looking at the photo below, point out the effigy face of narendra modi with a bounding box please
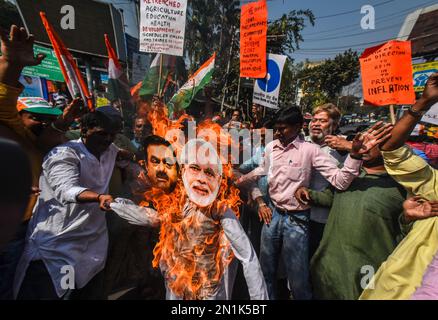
[180,139,222,208]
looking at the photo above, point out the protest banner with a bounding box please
[253,54,287,109]
[240,0,268,78]
[360,40,415,108]
[21,45,64,82]
[139,0,188,57]
[413,61,438,93]
[422,102,438,126]
[18,75,44,98]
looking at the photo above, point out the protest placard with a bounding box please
[240,0,268,78]
[422,102,438,126]
[139,0,188,57]
[360,40,415,106]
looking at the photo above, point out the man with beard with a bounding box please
[131,117,152,160]
[296,134,406,300]
[110,138,268,300]
[305,104,347,257]
[236,106,392,300]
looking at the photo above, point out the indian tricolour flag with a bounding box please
[104,34,131,102]
[40,12,93,110]
[168,53,216,116]
[140,53,176,98]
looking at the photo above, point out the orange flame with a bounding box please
[140,110,242,299]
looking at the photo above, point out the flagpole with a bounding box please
[390,104,396,125]
[158,54,164,97]
[235,76,241,109]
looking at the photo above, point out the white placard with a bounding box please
[253,53,287,109]
[139,0,188,57]
[422,102,438,126]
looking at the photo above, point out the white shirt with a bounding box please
[14,139,119,298]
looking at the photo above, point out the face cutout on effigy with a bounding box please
[180,139,222,208]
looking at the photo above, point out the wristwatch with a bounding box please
[407,105,426,117]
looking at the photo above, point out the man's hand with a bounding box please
[62,98,86,123]
[295,187,311,205]
[54,98,86,131]
[98,194,114,212]
[31,186,41,197]
[0,25,46,68]
[117,149,135,162]
[256,198,272,225]
[403,196,438,223]
[325,135,352,152]
[351,122,393,157]
[419,73,438,110]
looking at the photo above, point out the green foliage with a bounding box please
[298,50,360,112]
[183,3,315,111]
[267,10,315,59]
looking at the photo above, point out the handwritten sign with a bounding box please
[422,102,438,126]
[240,0,267,78]
[360,40,415,106]
[139,0,188,57]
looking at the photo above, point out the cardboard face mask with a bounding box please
[180,140,222,208]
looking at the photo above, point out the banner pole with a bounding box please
[158,54,163,97]
[390,104,396,124]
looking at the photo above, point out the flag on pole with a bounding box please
[168,53,215,115]
[139,53,175,98]
[104,34,131,102]
[40,12,93,110]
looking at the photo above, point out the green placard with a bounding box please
[22,45,64,82]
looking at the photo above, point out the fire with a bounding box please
[139,106,242,299]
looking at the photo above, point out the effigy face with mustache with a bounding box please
[144,135,179,194]
[180,139,222,209]
[110,133,268,300]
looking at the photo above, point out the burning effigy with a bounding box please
[110,100,268,300]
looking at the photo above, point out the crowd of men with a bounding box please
[1,25,438,301]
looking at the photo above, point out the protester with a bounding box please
[295,125,406,300]
[131,117,152,154]
[13,107,132,300]
[237,105,390,300]
[250,104,264,129]
[360,73,438,300]
[0,25,84,300]
[223,109,243,130]
[305,103,346,257]
[239,127,271,254]
[0,137,31,250]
